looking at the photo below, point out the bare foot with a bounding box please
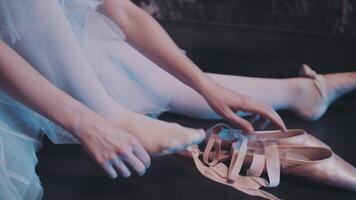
[114,112,206,155]
[292,65,356,121]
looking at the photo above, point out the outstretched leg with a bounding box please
[167,73,296,119]
[102,34,356,121]
[167,68,356,121]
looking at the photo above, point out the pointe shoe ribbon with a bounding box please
[299,64,328,104]
[187,124,282,200]
[209,124,281,188]
[226,123,356,191]
[187,145,281,200]
[186,123,356,200]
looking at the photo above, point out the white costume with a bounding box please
[0,0,176,199]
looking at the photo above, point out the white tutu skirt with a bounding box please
[0,0,176,199]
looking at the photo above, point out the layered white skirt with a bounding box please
[0,0,176,199]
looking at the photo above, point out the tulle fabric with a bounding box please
[0,0,175,142]
[0,0,176,199]
[0,93,44,200]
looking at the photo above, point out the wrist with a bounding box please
[191,72,217,97]
[58,100,133,141]
[51,95,102,140]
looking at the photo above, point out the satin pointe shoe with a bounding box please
[213,124,356,191]
[187,124,281,200]
[187,124,356,200]
[247,127,356,191]
[249,129,329,148]
[213,122,330,148]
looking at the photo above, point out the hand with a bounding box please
[200,81,287,133]
[76,117,151,179]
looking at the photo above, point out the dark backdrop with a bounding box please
[134,0,356,100]
[134,0,356,36]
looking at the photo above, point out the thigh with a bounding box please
[106,41,189,104]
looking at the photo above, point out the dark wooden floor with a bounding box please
[37,98,356,200]
[37,20,356,200]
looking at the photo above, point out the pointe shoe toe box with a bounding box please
[283,149,356,191]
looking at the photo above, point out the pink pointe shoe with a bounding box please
[186,124,356,200]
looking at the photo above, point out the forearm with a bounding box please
[0,41,103,138]
[102,0,212,93]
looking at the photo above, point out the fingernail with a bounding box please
[145,161,151,169]
[281,124,287,132]
[123,171,131,178]
[105,164,118,179]
[109,171,118,179]
[246,126,254,133]
[139,170,146,176]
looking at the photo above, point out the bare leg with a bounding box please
[101,37,356,121]
[168,71,356,121]
[99,0,354,123]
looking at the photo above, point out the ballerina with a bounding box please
[0,0,355,199]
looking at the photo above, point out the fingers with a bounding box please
[122,152,146,176]
[242,101,287,132]
[102,151,148,179]
[259,118,270,130]
[250,115,270,130]
[224,109,254,133]
[101,162,118,179]
[111,156,131,178]
[256,106,286,131]
[226,100,286,132]
[249,114,260,124]
[133,145,151,168]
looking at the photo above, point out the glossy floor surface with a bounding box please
[37,98,356,200]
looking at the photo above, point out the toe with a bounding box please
[159,140,180,153]
[187,128,206,144]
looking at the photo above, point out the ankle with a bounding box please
[104,106,136,127]
[287,78,313,109]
